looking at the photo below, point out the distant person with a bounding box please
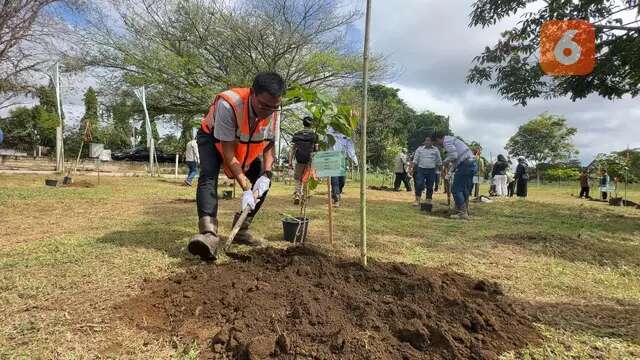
[393,148,412,192]
[183,137,200,186]
[515,157,528,198]
[579,170,590,199]
[472,147,484,198]
[600,169,610,200]
[327,127,358,208]
[506,165,516,198]
[412,136,442,206]
[289,116,318,204]
[0,128,3,145]
[431,132,477,219]
[492,154,509,197]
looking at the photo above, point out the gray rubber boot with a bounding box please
[450,205,470,220]
[232,213,265,247]
[188,216,220,261]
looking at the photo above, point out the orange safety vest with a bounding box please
[201,88,278,178]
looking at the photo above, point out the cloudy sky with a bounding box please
[354,0,640,163]
[5,0,638,164]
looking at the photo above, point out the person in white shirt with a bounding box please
[327,127,358,208]
[393,149,412,192]
[411,137,442,206]
[184,138,200,186]
[431,132,477,219]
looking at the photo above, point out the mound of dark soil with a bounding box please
[119,247,540,359]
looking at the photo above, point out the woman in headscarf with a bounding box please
[515,157,529,198]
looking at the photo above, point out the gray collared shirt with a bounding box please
[412,146,442,169]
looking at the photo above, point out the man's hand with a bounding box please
[241,190,256,211]
[253,175,271,197]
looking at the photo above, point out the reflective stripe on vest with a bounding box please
[200,88,278,178]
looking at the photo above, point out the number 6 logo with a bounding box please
[541,20,595,76]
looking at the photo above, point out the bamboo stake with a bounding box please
[359,0,372,267]
[174,153,179,179]
[328,178,334,245]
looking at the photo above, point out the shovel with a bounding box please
[214,190,260,263]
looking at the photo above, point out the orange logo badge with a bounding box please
[540,20,595,76]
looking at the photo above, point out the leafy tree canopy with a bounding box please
[468,0,640,105]
[506,112,578,182]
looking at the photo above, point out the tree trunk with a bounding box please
[536,165,541,185]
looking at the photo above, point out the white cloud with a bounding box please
[358,0,640,163]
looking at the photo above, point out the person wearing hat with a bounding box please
[515,157,529,198]
[393,148,412,192]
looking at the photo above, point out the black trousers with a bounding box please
[196,129,268,219]
[507,181,515,197]
[516,179,528,198]
[394,172,412,191]
[579,186,590,198]
[601,191,608,200]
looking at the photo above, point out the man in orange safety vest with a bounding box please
[188,72,284,261]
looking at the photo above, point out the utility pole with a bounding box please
[359,0,372,267]
[135,86,154,176]
[53,63,65,173]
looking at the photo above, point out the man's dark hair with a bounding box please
[252,72,286,97]
[302,116,313,128]
[602,169,607,174]
[430,131,447,141]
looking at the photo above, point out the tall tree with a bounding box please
[78,87,99,143]
[506,112,578,183]
[0,102,58,155]
[339,84,415,169]
[467,0,640,105]
[108,98,134,150]
[407,112,451,153]
[75,0,387,115]
[138,119,159,148]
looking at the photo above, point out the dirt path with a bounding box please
[119,246,540,359]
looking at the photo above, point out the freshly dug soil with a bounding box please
[119,247,540,359]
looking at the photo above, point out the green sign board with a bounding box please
[312,151,346,177]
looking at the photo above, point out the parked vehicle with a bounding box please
[112,147,178,163]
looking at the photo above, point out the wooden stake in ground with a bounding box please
[327,178,334,245]
[174,153,179,179]
[359,0,372,267]
[73,121,92,175]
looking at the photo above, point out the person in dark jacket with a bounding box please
[492,154,509,197]
[579,170,590,199]
[600,170,610,200]
[515,157,528,198]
